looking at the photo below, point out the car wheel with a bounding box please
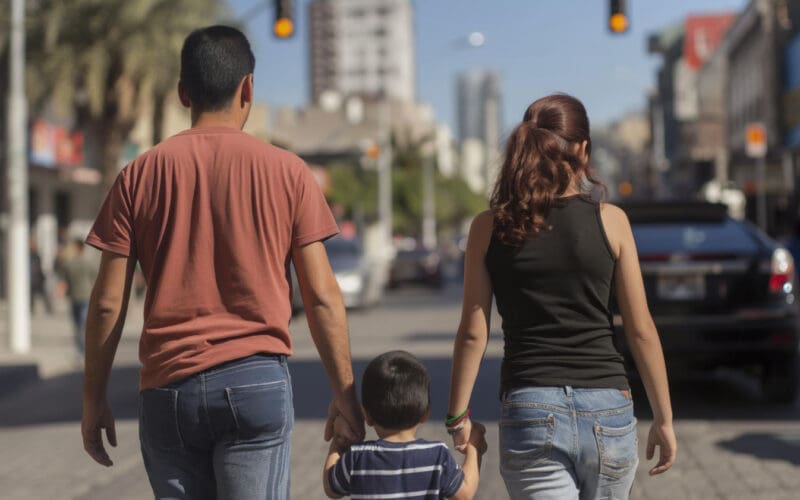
[762,354,800,404]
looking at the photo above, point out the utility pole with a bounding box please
[377,99,393,246]
[6,0,31,353]
[421,156,436,250]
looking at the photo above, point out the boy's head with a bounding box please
[361,351,430,430]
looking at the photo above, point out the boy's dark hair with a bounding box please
[361,351,430,430]
[180,25,255,113]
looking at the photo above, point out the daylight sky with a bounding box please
[228,0,748,133]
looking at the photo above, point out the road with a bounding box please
[1,285,799,499]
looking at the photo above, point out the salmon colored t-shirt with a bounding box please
[86,126,338,390]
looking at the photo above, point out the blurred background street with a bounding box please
[3,0,800,498]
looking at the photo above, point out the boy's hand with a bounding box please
[468,421,488,455]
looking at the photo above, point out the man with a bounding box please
[57,239,96,356]
[81,26,364,499]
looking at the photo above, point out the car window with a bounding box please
[632,220,759,255]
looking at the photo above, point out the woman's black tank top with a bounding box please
[485,195,628,394]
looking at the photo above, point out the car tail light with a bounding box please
[769,248,794,294]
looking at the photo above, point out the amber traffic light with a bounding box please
[609,0,629,34]
[274,0,294,39]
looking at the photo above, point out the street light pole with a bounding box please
[6,0,31,353]
[377,99,393,246]
[422,156,436,250]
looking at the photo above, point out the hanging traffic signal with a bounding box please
[609,0,629,34]
[274,0,294,39]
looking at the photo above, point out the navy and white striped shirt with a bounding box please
[328,439,464,499]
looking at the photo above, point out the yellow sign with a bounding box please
[745,122,767,158]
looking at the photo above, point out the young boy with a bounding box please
[323,350,486,499]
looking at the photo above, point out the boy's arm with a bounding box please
[323,442,346,499]
[449,444,481,500]
[449,421,487,500]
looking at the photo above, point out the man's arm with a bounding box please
[292,241,364,444]
[82,250,136,466]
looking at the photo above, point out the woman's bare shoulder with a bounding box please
[468,210,494,249]
[599,203,630,231]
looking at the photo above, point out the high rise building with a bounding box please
[309,0,415,103]
[456,69,503,194]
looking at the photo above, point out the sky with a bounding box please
[228,0,748,134]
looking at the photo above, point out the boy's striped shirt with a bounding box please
[329,439,464,499]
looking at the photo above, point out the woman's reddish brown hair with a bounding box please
[490,94,605,245]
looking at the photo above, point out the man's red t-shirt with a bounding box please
[87,126,338,390]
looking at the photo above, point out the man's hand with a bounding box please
[82,398,117,466]
[325,399,365,448]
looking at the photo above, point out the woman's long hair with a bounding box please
[490,94,605,246]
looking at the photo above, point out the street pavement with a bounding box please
[1,285,799,499]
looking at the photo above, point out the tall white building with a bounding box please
[456,69,503,194]
[309,0,415,103]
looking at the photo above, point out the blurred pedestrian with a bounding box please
[80,25,363,499]
[58,239,97,355]
[448,94,676,500]
[30,238,53,314]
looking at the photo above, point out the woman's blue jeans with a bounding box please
[139,354,294,499]
[500,386,638,500]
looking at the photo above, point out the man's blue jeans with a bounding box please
[139,354,294,499]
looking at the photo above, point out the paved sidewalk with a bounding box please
[2,289,800,499]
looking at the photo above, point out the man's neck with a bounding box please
[191,111,243,130]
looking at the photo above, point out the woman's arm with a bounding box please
[601,204,677,475]
[448,211,494,451]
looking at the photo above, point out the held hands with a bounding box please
[646,421,677,475]
[451,418,487,455]
[325,399,366,451]
[82,397,117,467]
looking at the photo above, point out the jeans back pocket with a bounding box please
[594,417,639,480]
[500,414,556,471]
[225,380,290,442]
[139,388,184,451]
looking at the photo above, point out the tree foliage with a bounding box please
[323,133,487,237]
[23,0,227,187]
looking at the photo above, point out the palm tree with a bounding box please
[25,0,228,188]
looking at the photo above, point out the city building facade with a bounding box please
[309,0,415,104]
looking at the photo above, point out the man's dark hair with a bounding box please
[362,351,430,430]
[180,25,255,113]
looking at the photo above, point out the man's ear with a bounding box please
[240,74,254,107]
[178,81,191,108]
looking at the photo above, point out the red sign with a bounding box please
[683,14,736,70]
[30,119,85,168]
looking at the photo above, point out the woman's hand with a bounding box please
[646,421,677,475]
[450,418,473,454]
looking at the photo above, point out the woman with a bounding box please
[447,94,676,499]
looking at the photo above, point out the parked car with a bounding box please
[389,247,444,289]
[615,202,799,403]
[291,236,381,312]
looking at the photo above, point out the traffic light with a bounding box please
[608,0,629,34]
[273,0,294,39]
